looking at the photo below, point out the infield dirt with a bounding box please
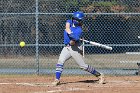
[0,75,140,93]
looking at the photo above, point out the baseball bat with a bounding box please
[80,39,112,50]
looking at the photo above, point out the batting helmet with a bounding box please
[72,11,85,20]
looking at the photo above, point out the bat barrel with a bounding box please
[80,39,112,50]
[100,45,112,50]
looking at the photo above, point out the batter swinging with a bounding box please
[52,11,105,86]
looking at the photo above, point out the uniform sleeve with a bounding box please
[68,27,82,41]
[66,20,72,25]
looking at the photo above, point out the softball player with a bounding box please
[52,11,104,86]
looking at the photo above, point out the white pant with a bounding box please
[57,45,88,70]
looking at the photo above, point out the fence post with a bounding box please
[35,0,39,75]
[82,37,85,58]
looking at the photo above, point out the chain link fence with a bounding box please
[0,0,140,75]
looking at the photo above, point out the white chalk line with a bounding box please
[0,82,53,86]
[0,83,92,93]
[108,80,139,83]
[47,88,92,93]
[33,88,92,93]
[0,80,139,86]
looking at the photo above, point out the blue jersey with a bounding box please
[64,20,82,45]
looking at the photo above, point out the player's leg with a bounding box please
[52,47,71,85]
[70,46,104,83]
[73,54,104,84]
[71,51,101,76]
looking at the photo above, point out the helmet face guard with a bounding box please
[72,17,82,21]
[72,19,80,26]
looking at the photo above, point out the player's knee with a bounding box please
[58,58,65,65]
[80,65,88,71]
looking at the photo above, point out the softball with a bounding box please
[20,41,25,47]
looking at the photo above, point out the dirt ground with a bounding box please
[0,75,140,93]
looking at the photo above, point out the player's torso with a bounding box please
[66,19,82,35]
[64,20,82,44]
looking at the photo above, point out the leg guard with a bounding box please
[55,64,63,80]
[85,65,101,77]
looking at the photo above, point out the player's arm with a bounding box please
[65,22,76,45]
[68,33,76,45]
[68,28,82,45]
[65,22,72,34]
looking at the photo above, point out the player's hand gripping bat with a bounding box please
[80,39,112,50]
